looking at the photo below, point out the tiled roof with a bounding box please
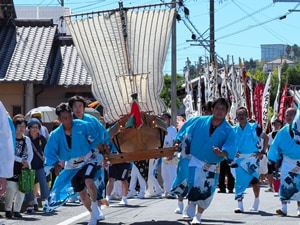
[0,21,91,86]
[43,41,91,86]
[266,58,294,64]
[0,24,56,81]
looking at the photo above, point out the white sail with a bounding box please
[65,5,175,123]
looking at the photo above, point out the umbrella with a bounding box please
[25,106,57,123]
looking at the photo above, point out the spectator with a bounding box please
[5,117,33,219]
[25,118,49,213]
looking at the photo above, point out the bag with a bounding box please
[18,169,35,193]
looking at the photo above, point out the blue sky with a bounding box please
[13,0,300,75]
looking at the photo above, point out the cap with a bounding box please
[31,111,43,118]
[27,118,41,129]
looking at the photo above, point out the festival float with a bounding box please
[65,2,178,163]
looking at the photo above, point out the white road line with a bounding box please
[56,211,90,225]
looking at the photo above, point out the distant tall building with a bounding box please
[15,6,71,35]
[260,44,287,61]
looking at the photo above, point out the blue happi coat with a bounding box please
[268,124,300,202]
[43,119,109,212]
[171,115,236,208]
[233,122,262,200]
[75,113,110,200]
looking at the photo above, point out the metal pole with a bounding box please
[210,0,215,63]
[171,1,177,126]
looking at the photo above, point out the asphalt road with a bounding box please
[1,184,300,225]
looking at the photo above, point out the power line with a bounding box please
[216,2,300,41]
[216,2,274,32]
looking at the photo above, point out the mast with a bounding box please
[171,0,177,126]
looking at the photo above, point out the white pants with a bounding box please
[146,159,163,195]
[5,181,25,212]
[161,159,177,193]
[111,180,122,198]
[129,164,146,194]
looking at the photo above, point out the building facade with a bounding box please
[261,44,287,61]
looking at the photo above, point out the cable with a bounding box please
[216,2,274,32]
[216,2,300,41]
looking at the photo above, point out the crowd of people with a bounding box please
[0,96,299,225]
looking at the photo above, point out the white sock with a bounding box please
[238,201,243,210]
[178,201,183,207]
[122,196,127,201]
[91,201,98,207]
[282,204,287,212]
[251,198,259,210]
[34,198,38,205]
[106,196,110,201]
[195,213,202,219]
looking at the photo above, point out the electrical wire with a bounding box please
[216,2,300,41]
[216,2,274,32]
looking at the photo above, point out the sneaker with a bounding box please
[13,212,22,218]
[191,213,201,224]
[276,208,287,216]
[174,201,184,214]
[127,190,137,199]
[100,198,109,206]
[137,192,145,199]
[265,187,274,192]
[88,212,103,225]
[27,206,34,213]
[119,198,128,206]
[166,193,177,199]
[234,207,244,213]
[91,202,104,220]
[34,204,39,211]
[5,211,12,218]
[297,208,300,217]
[249,198,260,211]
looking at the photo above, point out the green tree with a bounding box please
[252,69,266,82]
[292,44,300,59]
[160,74,184,108]
[286,45,291,59]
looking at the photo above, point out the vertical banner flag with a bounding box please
[262,72,272,131]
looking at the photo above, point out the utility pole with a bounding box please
[171,1,177,126]
[209,0,215,63]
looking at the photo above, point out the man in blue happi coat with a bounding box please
[68,96,109,207]
[268,104,300,217]
[171,98,237,224]
[233,107,268,213]
[44,103,109,225]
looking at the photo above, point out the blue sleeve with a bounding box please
[86,116,110,146]
[222,125,237,160]
[176,117,200,142]
[8,116,16,149]
[44,130,60,166]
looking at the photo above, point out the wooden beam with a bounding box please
[104,146,177,164]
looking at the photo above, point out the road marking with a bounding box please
[56,211,90,225]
